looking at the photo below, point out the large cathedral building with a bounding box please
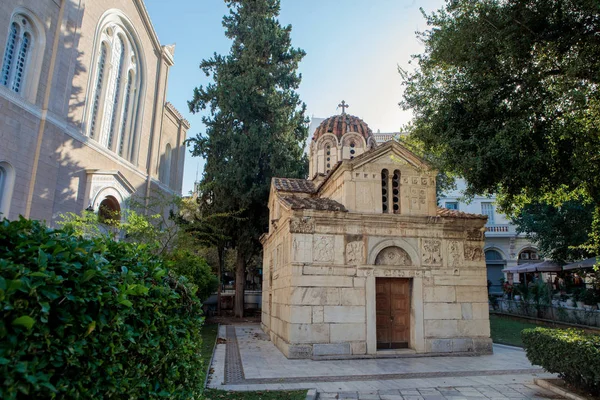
[0,0,188,222]
[261,110,493,359]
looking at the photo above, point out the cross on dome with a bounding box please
[338,100,349,115]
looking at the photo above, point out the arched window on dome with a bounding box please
[1,12,44,101]
[87,20,141,162]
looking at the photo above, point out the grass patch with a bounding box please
[199,323,220,385]
[489,314,540,347]
[199,323,306,400]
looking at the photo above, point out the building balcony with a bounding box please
[485,224,519,237]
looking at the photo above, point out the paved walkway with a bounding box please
[207,325,561,399]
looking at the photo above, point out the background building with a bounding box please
[438,180,539,293]
[0,0,188,224]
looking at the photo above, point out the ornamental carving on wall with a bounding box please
[346,241,364,264]
[464,244,484,261]
[375,246,412,266]
[448,240,463,267]
[422,239,442,266]
[466,228,484,241]
[290,217,315,234]
[313,235,334,262]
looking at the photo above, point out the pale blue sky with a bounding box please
[144,0,446,195]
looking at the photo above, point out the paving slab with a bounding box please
[207,324,560,399]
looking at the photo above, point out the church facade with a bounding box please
[0,0,188,223]
[261,112,493,359]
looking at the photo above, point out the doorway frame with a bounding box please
[365,271,425,354]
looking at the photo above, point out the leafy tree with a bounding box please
[511,199,595,263]
[57,195,220,300]
[401,0,600,253]
[188,0,308,316]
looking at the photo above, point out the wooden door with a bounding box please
[376,278,410,349]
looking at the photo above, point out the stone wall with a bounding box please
[262,208,493,359]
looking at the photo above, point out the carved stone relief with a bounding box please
[466,228,484,241]
[292,235,312,262]
[447,240,463,268]
[464,244,484,261]
[290,217,315,234]
[374,246,412,266]
[313,235,334,262]
[346,241,364,264]
[422,239,442,266]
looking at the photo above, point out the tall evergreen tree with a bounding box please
[188,0,308,317]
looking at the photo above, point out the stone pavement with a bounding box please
[207,325,561,399]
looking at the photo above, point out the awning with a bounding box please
[502,261,562,273]
[563,257,599,271]
[502,264,525,273]
[520,260,562,273]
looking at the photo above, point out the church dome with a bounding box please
[313,114,373,142]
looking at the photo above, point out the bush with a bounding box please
[164,250,218,301]
[521,327,600,395]
[0,218,205,399]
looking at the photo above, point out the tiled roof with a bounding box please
[281,196,347,212]
[437,207,487,220]
[313,114,373,142]
[273,178,316,194]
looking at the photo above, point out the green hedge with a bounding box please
[0,218,205,399]
[521,327,600,395]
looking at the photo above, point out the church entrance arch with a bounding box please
[374,246,412,350]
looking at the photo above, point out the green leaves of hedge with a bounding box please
[522,327,600,395]
[0,218,205,399]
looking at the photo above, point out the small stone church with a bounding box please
[261,109,492,359]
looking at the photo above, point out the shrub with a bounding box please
[164,250,218,301]
[0,218,205,399]
[521,327,600,395]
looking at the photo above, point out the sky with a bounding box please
[144,0,446,195]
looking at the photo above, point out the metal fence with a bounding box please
[491,299,600,328]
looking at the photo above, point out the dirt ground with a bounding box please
[205,312,261,325]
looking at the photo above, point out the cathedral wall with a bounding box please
[0,95,38,219]
[70,0,165,173]
[0,1,186,222]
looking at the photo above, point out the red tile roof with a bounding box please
[437,207,487,220]
[313,114,373,142]
[273,178,316,194]
[280,196,347,212]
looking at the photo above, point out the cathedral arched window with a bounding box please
[87,19,141,162]
[161,144,172,187]
[0,161,15,218]
[1,12,44,101]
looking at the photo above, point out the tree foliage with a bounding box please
[401,0,600,254]
[57,196,219,300]
[511,199,595,263]
[0,218,205,399]
[188,0,308,316]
